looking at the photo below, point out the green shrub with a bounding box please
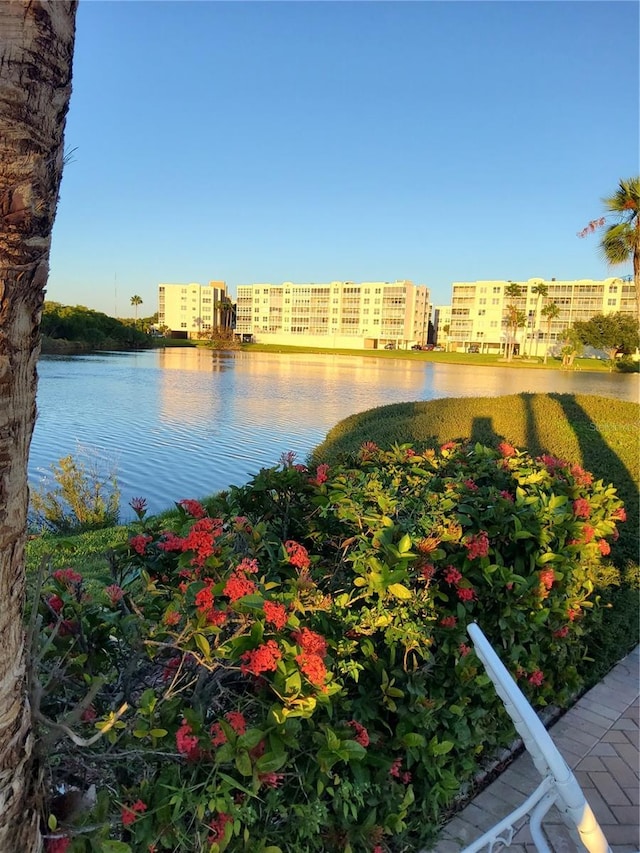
[35,445,627,852]
[30,453,120,534]
[615,356,640,373]
[311,393,639,566]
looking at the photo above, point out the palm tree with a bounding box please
[130,294,143,326]
[579,177,640,325]
[541,301,561,364]
[0,2,77,848]
[503,282,524,361]
[531,282,548,357]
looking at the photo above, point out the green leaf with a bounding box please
[388,583,412,600]
[47,814,57,831]
[397,533,412,554]
[194,632,211,658]
[256,751,288,773]
[149,728,168,738]
[100,842,132,853]
[401,732,426,747]
[235,749,253,777]
[430,739,454,756]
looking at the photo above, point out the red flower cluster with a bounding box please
[570,464,593,487]
[225,710,246,735]
[421,562,435,581]
[129,534,152,555]
[439,616,457,628]
[598,539,611,556]
[443,565,476,601]
[48,594,64,614]
[553,626,570,639]
[443,566,462,585]
[311,463,330,485]
[465,531,489,560]
[389,757,411,784]
[240,640,282,677]
[500,489,514,502]
[498,442,517,458]
[284,540,311,570]
[46,837,71,853]
[178,499,207,518]
[208,812,233,844]
[158,532,184,553]
[292,628,329,686]
[528,670,544,687]
[582,524,595,544]
[121,799,147,826]
[612,507,627,522]
[176,719,200,759]
[181,517,224,566]
[52,568,82,585]
[539,569,555,599]
[259,771,285,788]
[105,584,124,605]
[223,571,257,602]
[236,557,259,574]
[292,628,328,657]
[263,600,288,630]
[572,498,591,519]
[539,454,567,473]
[210,722,227,746]
[457,587,476,602]
[164,610,181,626]
[296,651,327,686]
[463,478,479,492]
[440,441,457,452]
[459,643,471,656]
[347,720,370,747]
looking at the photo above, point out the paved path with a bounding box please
[427,645,639,853]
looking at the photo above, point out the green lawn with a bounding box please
[241,342,616,372]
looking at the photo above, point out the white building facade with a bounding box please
[158,281,231,338]
[235,280,430,350]
[448,277,637,355]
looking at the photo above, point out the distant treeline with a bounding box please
[40,302,153,352]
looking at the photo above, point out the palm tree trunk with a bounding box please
[0,3,77,849]
[543,319,551,364]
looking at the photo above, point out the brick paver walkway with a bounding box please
[427,645,639,852]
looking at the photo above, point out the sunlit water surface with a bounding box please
[31,349,638,519]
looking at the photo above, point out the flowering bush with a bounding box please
[35,444,626,852]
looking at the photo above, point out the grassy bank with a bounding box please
[242,342,616,372]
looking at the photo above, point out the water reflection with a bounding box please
[32,349,638,519]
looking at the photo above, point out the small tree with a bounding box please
[503,283,525,361]
[541,301,561,364]
[573,312,640,364]
[559,326,583,369]
[130,294,143,326]
[441,323,450,351]
[531,282,548,357]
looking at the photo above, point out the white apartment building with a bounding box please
[158,281,232,338]
[447,277,637,355]
[234,280,430,350]
[432,305,452,347]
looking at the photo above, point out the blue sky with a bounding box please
[47,0,639,316]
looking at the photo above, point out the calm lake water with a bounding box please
[31,349,639,520]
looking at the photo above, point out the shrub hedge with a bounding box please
[35,442,629,853]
